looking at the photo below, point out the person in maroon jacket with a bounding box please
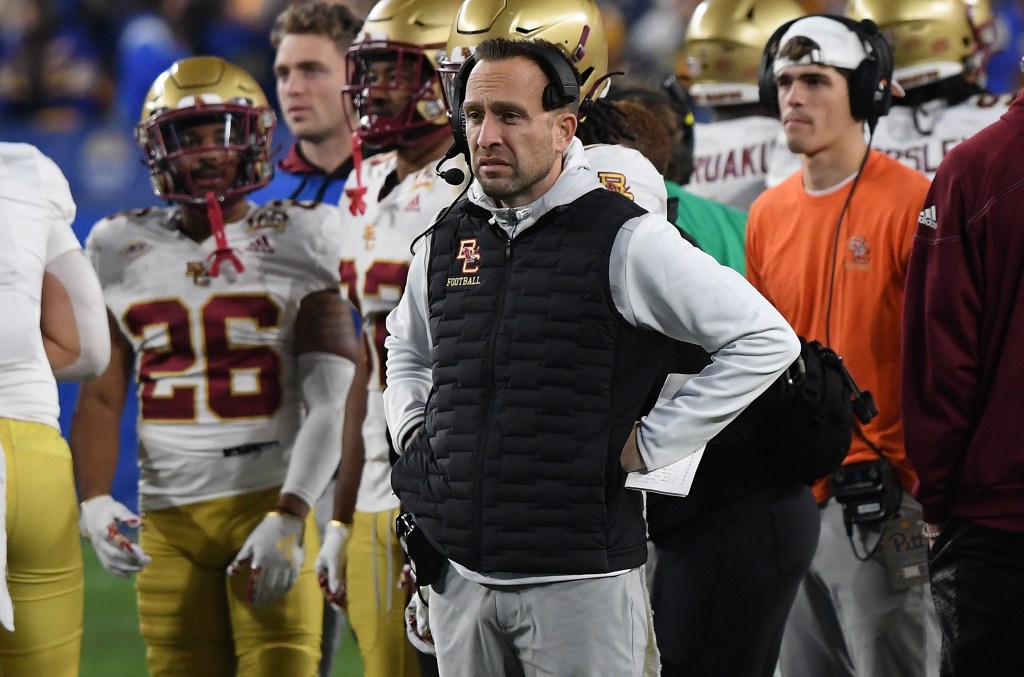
[902,91,1024,677]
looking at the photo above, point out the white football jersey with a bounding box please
[766,93,1013,186]
[0,143,81,430]
[86,200,344,509]
[340,151,468,513]
[871,94,1012,178]
[583,143,668,219]
[687,116,782,212]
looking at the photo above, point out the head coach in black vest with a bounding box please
[382,36,800,677]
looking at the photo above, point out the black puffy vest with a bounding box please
[392,188,668,575]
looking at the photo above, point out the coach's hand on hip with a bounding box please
[620,423,647,473]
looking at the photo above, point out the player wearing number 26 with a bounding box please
[70,56,361,677]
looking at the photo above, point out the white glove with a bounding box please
[227,512,305,608]
[78,494,151,578]
[314,520,350,609]
[405,585,435,655]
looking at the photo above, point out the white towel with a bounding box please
[641,563,660,677]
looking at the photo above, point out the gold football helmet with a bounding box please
[845,0,979,89]
[439,0,610,106]
[346,0,463,147]
[135,56,276,203]
[683,0,805,107]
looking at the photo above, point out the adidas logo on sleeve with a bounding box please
[918,205,937,229]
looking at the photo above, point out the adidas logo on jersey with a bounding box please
[404,195,421,212]
[245,234,275,254]
[918,205,938,229]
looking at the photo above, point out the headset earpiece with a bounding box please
[843,18,893,123]
[448,52,477,159]
[533,42,580,111]
[757,14,894,127]
[758,21,792,116]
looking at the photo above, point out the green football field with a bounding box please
[80,542,364,676]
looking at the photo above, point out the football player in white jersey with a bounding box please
[682,0,806,211]
[0,142,110,677]
[310,2,466,675]
[70,56,361,677]
[767,0,1008,185]
[438,0,670,219]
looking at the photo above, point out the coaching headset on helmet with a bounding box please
[758,14,900,131]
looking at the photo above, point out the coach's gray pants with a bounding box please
[429,564,647,677]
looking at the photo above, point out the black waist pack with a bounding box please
[772,338,878,484]
[395,511,446,586]
[831,458,902,525]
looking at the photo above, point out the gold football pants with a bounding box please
[138,487,322,676]
[347,507,418,677]
[0,418,83,677]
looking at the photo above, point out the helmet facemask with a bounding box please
[136,101,276,205]
[345,39,449,148]
[135,56,274,280]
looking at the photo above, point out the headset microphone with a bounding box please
[440,166,465,186]
[412,143,474,256]
[434,141,468,186]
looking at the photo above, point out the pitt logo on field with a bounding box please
[457,238,481,274]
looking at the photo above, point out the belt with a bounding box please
[221,441,275,458]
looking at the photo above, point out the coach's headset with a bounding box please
[436,40,580,185]
[757,14,894,131]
